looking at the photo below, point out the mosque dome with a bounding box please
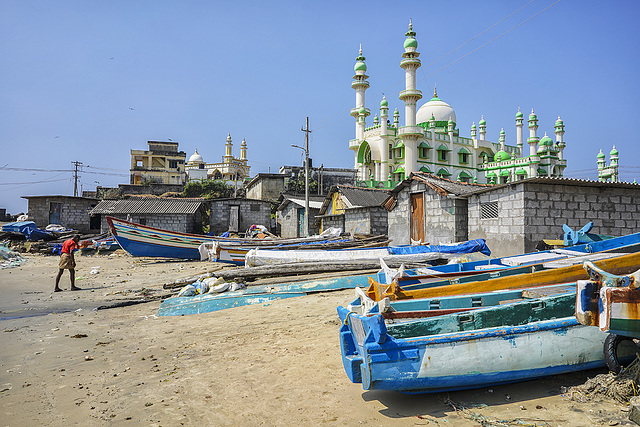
[380,97,388,107]
[416,94,456,125]
[404,37,418,49]
[597,150,606,159]
[494,150,510,162]
[539,135,553,147]
[354,61,367,73]
[188,150,204,163]
[516,109,524,119]
[479,117,486,126]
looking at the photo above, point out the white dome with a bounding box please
[416,96,456,125]
[188,150,204,163]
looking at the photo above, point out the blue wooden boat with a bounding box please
[337,292,631,393]
[158,272,374,316]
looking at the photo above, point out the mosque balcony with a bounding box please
[351,80,370,89]
[349,139,361,150]
[350,107,371,118]
[400,58,422,68]
[397,125,424,138]
[398,89,423,102]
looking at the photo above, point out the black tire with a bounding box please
[604,333,636,374]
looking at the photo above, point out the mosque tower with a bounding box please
[224,133,233,164]
[379,97,389,181]
[240,138,247,161]
[527,109,540,177]
[397,19,423,176]
[515,108,524,156]
[554,116,566,161]
[350,45,370,172]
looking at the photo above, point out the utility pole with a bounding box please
[301,117,311,237]
[293,118,312,237]
[72,161,83,197]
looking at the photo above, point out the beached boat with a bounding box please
[366,251,640,302]
[378,230,640,287]
[337,292,631,393]
[158,272,374,316]
[107,216,346,261]
[244,239,491,267]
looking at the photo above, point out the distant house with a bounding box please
[209,198,272,236]
[276,195,325,238]
[130,141,187,185]
[245,173,287,202]
[22,195,100,233]
[316,185,390,236]
[89,197,207,234]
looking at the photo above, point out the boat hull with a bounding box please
[338,307,609,393]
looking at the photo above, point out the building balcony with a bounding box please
[349,139,361,150]
[398,89,423,102]
[350,107,371,118]
[397,125,424,138]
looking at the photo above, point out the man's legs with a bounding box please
[54,269,64,292]
[70,269,80,291]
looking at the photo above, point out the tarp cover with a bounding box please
[388,239,491,257]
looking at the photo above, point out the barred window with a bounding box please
[480,201,498,219]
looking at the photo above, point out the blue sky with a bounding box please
[1,0,639,214]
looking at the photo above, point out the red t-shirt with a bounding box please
[61,239,79,254]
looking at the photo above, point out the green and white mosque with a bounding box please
[350,20,567,187]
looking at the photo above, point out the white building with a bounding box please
[185,133,250,184]
[350,20,567,187]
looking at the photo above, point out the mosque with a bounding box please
[185,133,250,183]
[350,20,567,187]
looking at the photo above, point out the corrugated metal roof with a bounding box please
[339,186,391,208]
[391,172,491,197]
[90,198,205,215]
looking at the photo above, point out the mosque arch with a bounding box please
[357,141,372,164]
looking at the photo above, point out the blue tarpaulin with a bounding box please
[388,239,491,257]
[2,221,37,233]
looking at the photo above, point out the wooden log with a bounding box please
[212,260,432,282]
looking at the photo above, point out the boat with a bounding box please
[337,292,633,393]
[377,230,640,287]
[106,216,349,261]
[158,271,375,316]
[366,251,640,302]
[244,239,492,267]
[201,235,389,265]
[348,282,576,318]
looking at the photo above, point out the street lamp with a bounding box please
[291,117,311,237]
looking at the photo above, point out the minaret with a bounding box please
[499,128,506,151]
[471,122,477,148]
[597,150,606,181]
[527,108,539,156]
[351,45,370,144]
[610,146,619,182]
[554,116,565,161]
[398,19,423,176]
[379,96,389,181]
[516,108,524,156]
[447,117,455,143]
[393,108,400,128]
[224,133,233,163]
[478,116,486,141]
[240,138,247,162]
[430,114,436,146]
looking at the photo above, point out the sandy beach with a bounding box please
[0,251,635,426]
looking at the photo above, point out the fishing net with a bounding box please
[568,354,640,404]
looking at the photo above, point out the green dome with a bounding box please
[354,61,367,73]
[494,150,510,162]
[447,117,454,124]
[479,118,486,126]
[358,107,366,114]
[597,150,606,159]
[516,109,524,118]
[404,37,418,49]
[380,97,388,107]
[539,135,553,146]
[555,117,563,125]
[529,112,537,121]
[610,147,619,156]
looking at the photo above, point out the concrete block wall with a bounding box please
[27,197,97,233]
[279,204,300,238]
[422,191,468,244]
[468,186,526,257]
[321,215,345,235]
[209,200,272,236]
[100,214,198,234]
[344,207,388,236]
[387,186,411,245]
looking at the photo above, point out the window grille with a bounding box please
[480,201,498,219]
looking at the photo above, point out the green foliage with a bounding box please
[183,179,235,199]
[286,172,320,194]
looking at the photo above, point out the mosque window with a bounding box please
[389,144,394,160]
[438,150,448,162]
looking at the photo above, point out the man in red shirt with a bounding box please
[54,235,81,292]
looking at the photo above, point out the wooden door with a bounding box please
[229,206,239,232]
[410,193,424,244]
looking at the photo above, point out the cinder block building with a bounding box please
[22,195,100,233]
[209,198,272,236]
